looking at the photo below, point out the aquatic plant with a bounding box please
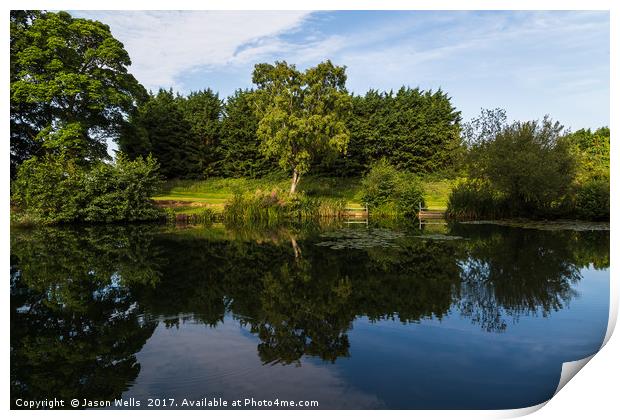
[222,189,346,225]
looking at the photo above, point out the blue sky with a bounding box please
[76,10,610,130]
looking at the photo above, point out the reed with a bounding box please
[222,189,347,225]
[446,180,510,220]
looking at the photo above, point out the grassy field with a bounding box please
[153,176,454,214]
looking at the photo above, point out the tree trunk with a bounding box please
[290,168,300,194]
[290,235,301,260]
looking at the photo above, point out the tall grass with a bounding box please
[446,180,510,220]
[447,178,610,221]
[164,207,218,225]
[222,189,346,226]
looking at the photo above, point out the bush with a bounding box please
[360,159,399,207]
[575,179,609,221]
[466,117,576,217]
[360,159,425,217]
[12,154,163,224]
[11,156,84,224]
[396,174,426,217]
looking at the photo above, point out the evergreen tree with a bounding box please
[319,87,461,176]
[119,89,202,179]
[387,87,461,172]
[219,89,276,178]
[176,89,222,175]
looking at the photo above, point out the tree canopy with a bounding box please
[219,89,276,178]
[252,60,352,193]
[462,117,577,216]
[119,89,205,178]
[10,10,146,173]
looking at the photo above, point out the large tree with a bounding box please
[119,89,203,179]
[386,87,461,172]
[317,87,461,176]
[176,89,223,175]
[252,60,352,193]
[10,11,146,174]
[219,89,275,178]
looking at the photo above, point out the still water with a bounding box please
[10,222,609,409]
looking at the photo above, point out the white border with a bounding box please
[2,1,617,419]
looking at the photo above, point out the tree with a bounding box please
[252,61,352,193]
[564,127,610,182]
[176,89,223,175]
[10,11,146,173]
[316,89,388,176]
[119,89,203,178]
[467,117,576,215]
[319,87,461,176]
[219,89,276,177]
[461,108,508,147]
[387,87,461,172]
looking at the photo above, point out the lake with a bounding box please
[10,221,609,409]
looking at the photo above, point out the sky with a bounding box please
[75,10,610,130]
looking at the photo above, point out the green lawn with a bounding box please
[153,176,454,212]
[423,179,457,210]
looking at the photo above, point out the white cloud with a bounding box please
[76,10,313,90]
[75,10,608,128]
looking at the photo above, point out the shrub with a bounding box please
[11,155,84,224]
[360,159,399,207]
[575,178,609,221]
[360,159,425,217]
[12,154,163,224]
[395,174,426,217]
[81,154,163,222]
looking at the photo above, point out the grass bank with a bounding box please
[153,176,455,216]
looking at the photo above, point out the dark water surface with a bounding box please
[10,222,609,409]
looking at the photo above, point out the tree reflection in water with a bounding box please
[10,222,609,404]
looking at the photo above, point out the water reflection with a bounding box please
[10,222,609,408]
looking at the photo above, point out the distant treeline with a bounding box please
[118,87,461,179]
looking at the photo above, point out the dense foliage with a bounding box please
[360,159,425,217]
[565,127,610,181]
[317,88,461,176]
[468,117,576,215]
[12,154,162,224]
[252,60,352,193]
[10,10,146,175]
[9,10,610,224]
[119,89,210,178]
[218,90,276,177]
[449,110,609,221]
[575,179,610,221]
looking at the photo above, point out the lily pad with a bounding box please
[315,228,405,249]
[413,234,465,241]
[460,220,609,231]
